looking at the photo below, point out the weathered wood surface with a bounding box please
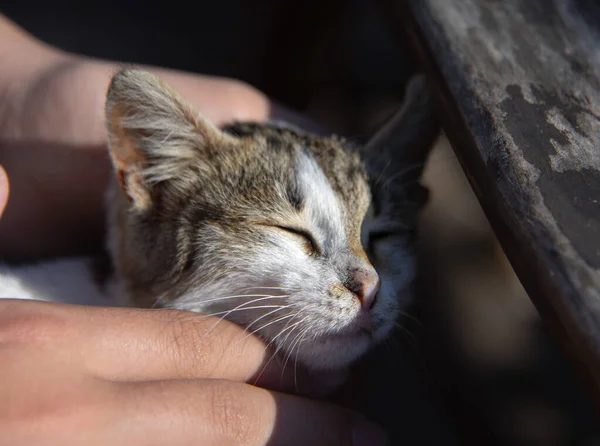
[387,0,600,394]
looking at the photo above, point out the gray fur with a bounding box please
[105,69,438,370]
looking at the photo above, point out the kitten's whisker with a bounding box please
[207,295,287,312]
[271,311,303,351]
[235,312,294,350]
[281,324,306,373]
[209,310,297,373]
[279,315,312,381]
[256,310,301,366]
[397,310,422,327]
[230,308,297,350]
[151,294,167,309]
[235,284,300,293]
[242,312,296,342]
[204,295,288,335]
[382,178,422,194]
[240,286,297,292]
[205,305,288,319]
[197,293,289,306]
[249,314,306,386]
[293,331,309,392]
[170,304,288,329]
[380,164,424,190]
[373,158,392,188]
[273,323,303,384]
[174,300,289,324]
[168,294,288,314]
[244,305,294,331]
[281,327,305,384]
[393,321,416,342]
[270,317,305,344]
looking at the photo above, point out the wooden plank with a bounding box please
[382,0,600,399]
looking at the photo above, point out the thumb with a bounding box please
[0,165,9,220]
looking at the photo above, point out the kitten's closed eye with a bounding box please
[369,230,399,243]
[272,225,321,256]
[366,227,417,255]
[369,228,416,242]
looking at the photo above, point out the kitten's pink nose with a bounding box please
[348,269,380,311]
[359,277,381,311]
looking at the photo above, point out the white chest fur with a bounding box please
[0,258,125,306]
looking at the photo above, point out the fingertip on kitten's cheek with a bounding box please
[0,165,10,219]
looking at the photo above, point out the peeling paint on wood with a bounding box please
[393,0,600,394]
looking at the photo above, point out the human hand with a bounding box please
[0,14,272,261]
[0,159,381,445]
[0,299,388,446]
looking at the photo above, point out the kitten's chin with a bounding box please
[291,318,397,370]
[293,332,372,371]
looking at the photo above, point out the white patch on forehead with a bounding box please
[295,153,346,248]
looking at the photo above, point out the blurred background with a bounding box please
[3,0,599,444]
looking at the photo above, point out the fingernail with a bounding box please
[353,419,389,446]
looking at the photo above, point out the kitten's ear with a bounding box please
[364,74,441,208]
[105,69,234,209]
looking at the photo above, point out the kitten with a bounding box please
[0,70,439,371]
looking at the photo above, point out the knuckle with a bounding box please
[0,303,67,348]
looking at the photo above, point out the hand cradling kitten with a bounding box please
[0,69,439,392]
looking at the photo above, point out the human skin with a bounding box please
[0,299,387,445]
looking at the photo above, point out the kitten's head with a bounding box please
[105,70,438,370]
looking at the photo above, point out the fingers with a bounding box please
[1,301,389,446]
[107,379,388,446]
[0,165,9,220]
[138,67,271,126]
[80,306,295,390]
[82,61,270,129]
[0,300,299,392]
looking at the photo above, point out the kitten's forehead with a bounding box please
[299,140,371,252]
[264,127,371,246]
[219,123,371,232]
[295,153,346,249]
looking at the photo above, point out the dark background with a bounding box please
[3,1,599,444]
